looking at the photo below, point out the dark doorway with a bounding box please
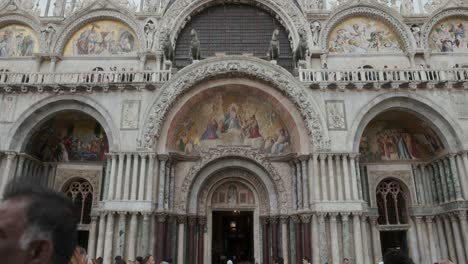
[380,231,408,256]
[77,230,89,249]
[212,210,254,264]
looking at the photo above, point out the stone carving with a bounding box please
[40,25,56,52]
[53,0,65,16]
[308,0,324,10]
[161,32,174,63]
[367,168,414,207]
[0,94,17,123]
[320,7,412,51]
[54,164,102,206]
[141,57,326,150]
[310,21,321,47]
[268,29,280,61]
[178,146,288,214]
[411,24,421,48]
[400,0,414,15]
[325,100,347,130]
[17,0,36,13]
[144,20,156,51]
[227,184,238,204]
[190,29,201,61]
[121,100,140,129]
[293,29,309,67]
[424,0,444,14]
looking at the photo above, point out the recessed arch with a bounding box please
[0,14,41,56]
[348,93,463,154]
[6,95,120,153]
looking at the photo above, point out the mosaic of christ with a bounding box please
[171,90,293,155]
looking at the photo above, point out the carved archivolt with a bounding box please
[320,5,414,51]
[178,147,288,215]
[158,0,310,49]
[53,8,145,55]
[421,8,468,50]
[141,56,327,151]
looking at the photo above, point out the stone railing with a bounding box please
[0,70,172,91]
[299,68,468,89]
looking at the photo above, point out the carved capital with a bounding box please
[457,211,467,220]
[424,216,434,223]
[156,213,167,223]
[188,216,198,226]
[198,216,207,226]
[260,216,270,225]
[290,215,301,224]
[177,215,187,224]
[300,214,311,223]
[279,215,289,224]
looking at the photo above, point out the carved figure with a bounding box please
[40,25,56,52]
[310,21,321,46]
[411,24,421,48]
[144,20,156,51]
[268,29,280,61]
[293,30,309,67]
[53,0,64,16]
[162,32,174,62]
[190,29,201,61]
[400,0,414,15]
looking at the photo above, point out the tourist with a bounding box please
[135,256,143,264]
[115,256,126,264]
[0,179,78,264]
[342,258,350,264]
[383,248,414,264]
[69,246,88,264]
[142,254,156,264]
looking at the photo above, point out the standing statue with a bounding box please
[190,29,201,61]
[310,21,321,46]
[40,25,56,52]
[293,30,309,67]
[53,0,64,16]
[162,32,174,63]
[411,24,421,48]
[268,29,280,61]
[144,20,156,51]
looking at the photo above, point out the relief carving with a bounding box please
[325,100,347,130]
[121,100,141,130]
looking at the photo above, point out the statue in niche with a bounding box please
[162,32,174,63]
[53,0,64,16]
[144,20,156,51]
[310,21,321,46]
[40,25,56,52]
[227,185,237,204]
[268,29,280,61]
[411,24,421,48]
[190,29,201,61]
[293,29,309,67]
[400,0,414,15]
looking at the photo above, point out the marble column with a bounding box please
[187,216,197,264]
[301,214,311,262]
[127,213,138,261]
[138,153,147,200]
[169,161,176,208]
[449,154,463,200]
[431,163,443,203]
[311,214,319,264]
[438,160,450,202]
[301,157,309,209]
[414,216,428,263]
[442,215,457,261]
[15,155,25,179]
[0,152,16,194]
[457,211,468,263]
[270,217,279,261]
[349,154,359,200]
[335,155,343,200]
[407,218,420,263]
[328,154,336,200]
[292,215,303,263]
[369,216,382,263]
[146,154,156,201]
[413,165,424,205]
[342,154,351,200]
[107,154,117,200]
[307,155,314,207]
[261,217,270,264]
[198,217,206,264]
[164,162,171,210]
[342,213,351,262]
[296,159,303,209]
[142,213,151,256]
[87,215,98,259]
[117,212,126,256]
[455,154,468,199]
[155,214,167,264]
[318,213,328,264]
[96,212,106,259]
[115,154,125,200]
[319,155,328,201]
[435,216,448,259]
[157,156,168,210]
[123,154,132,200]
[292,162,298,209]
[449,213,466,263]
[355,156,363,200]
[425,216,438,262]
[280,216,289,264]
[353,213,363,264]
[177,216,186,264]
[103,212,115,264]
[360,216,370,264]
[330,213,340,264]
[131,154,139,200]
[312,154,320,202]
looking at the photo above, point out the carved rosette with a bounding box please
[320,6,413,51]
[141,56,326,150]
[177,147,288,215]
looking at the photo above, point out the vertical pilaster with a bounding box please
[131,154,139,200]
[353,213,363,264]
[350,154,359,200]
[117,212,126,257]
[312,154,320,202]
[115,154,125,200]
[413,165,424,205]
[301,214,311,262]
[442,215,457,261]
[187,216,197,264]
[292,215,302,263]
[123,154,132,200]
[311,214,319,264]
[335,155,343,200]
[328,154,336,200]
[0,152,16,194]
[157,156,168,210]
[164,161,171,210]
[342,213,351,262]
[169,161,176,208]
[414,216,428,263]
[138,153,147,200]
[425,216,438,262]
[87,214,98,259]
[319,154,328,200]
[355,156,363,200]
[296,159,303,209]
[107,154,117,200]
[342,154,351,200]
[369,216,382,263]
[318,213,327,264]
[435,215,448,259]
[177,216,186,264]
[329,213,340,264]
[103,212,115,264]
[141,213,151,256]
[127,213,138,261]
[271,217,279,261]
[96,212,106,259]
[360,216,370,264]
[280,216,289,264]
[301,157,309,209]
[457,211,468,263]
[442,159,453,201]
[449,213,466,263]
[198,217,206,264]
[261,217,270,264]
[155,213,167,264]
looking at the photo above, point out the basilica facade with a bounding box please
[0,0,468,263]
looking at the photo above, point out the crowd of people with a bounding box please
[68,247,158,264]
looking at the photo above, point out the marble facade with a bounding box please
[0,0,468,263]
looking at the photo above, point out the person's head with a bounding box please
[0,179,78,264]
[343,258,350,264]
[143,255,155,264]
[383,249,414,264]
[136,256,143,264]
